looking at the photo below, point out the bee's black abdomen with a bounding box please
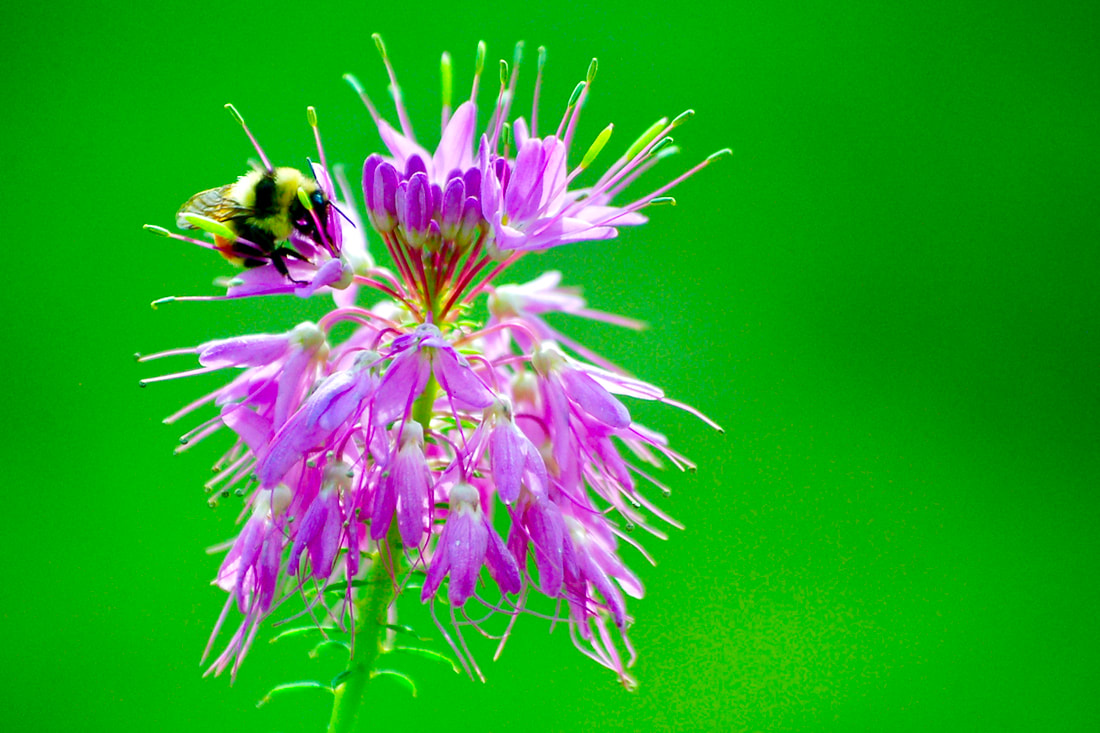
[252,173,278,219]
[235,223,276,253]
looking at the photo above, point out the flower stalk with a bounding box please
[328,374,437,732]
[326,523,402,733]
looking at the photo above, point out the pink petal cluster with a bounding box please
[141,39,724,687]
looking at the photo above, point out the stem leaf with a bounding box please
[392,645,462,674]
[370,668,418,697]
[257,680,333,708]
[269,625,337,643]
[310,639,352,658]
[383,623,430,640]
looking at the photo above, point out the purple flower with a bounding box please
[528,341,633,486]
[203,485,291,677]
[370,420,433,547]
[375,323,493,425]
[349,46,729,264]
[561,515,643,633]
[288,461,351,579]
[421,482,521,606]
[487,396,548,504]
[507,487,568,596]
[141,39,725,689]
[256,350,378,486]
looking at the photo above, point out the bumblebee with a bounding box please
[177,166,329,281]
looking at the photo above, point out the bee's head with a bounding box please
[288,178,325,220]
[287,177,332,250]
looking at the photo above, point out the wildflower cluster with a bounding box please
[142,37,725,691]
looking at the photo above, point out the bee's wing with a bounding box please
[176,184,251,229]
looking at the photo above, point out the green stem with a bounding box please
[412,375,439,429]
[326,523,400,733]
[326,378,439,733]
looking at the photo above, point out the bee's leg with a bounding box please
[274,246,311,263]
[270,251,308,285]
[230,242,269,262]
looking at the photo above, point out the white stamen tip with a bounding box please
[372,33,388,59]
[224,103,245,126]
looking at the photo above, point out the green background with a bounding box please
[2,1,1096,730]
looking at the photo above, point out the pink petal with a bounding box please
[370,476,397,541]
[394,449,431,546]
[198,334,288,368]
[226,266,298,298]
[494,222,529,250]
[273,347,316,429]
[219,404,272,455]
[524,218,618,250]
[489,423,524,503]
[591,540,644,600]
[523,440,549,495]
[433,100,476,175]
[505,138,546,222]
[309,497,343,578]
[256,418,320,487]
[231,519,265,612]
[433,349,493,408]
[582,551,627,629]
[506,522,529,572]
[377,119,433,174]
[512,117,530,149]
[294,258,348,298]
[375,350,431,424]
[446,512,488,606]
[257,528,284,613]
[315,369,373,431]
[576,205,648,226]
[525,496,566,595]
[542,377,575,483]
[483,518,521,595]
[538,137,568,212]
[288,497,327,575]
[560,369,631,428]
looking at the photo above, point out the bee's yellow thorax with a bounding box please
[230,167,311,241]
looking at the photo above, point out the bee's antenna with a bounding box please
[332,202,355,227]
[225,104,273,173]
[305,156,354,228]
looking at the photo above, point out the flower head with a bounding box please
[141,37,725,688]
